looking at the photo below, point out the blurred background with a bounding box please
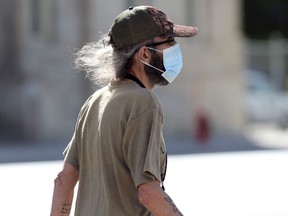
[1,1,288,215]
[0,0,288,153]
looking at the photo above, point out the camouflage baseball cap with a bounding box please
[109,6,198,51]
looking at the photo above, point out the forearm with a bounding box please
[163,195,183,216]
[50,162,79,216]
[50,185,74,216]
[145,190,183,216]
[138,181,183,216]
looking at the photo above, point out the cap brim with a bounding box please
[173,25,198,37]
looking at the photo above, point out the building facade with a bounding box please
[0,0,245,143]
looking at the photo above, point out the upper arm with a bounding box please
[62,162,79,178]
[55,162,79,188]
[137,180,162,203]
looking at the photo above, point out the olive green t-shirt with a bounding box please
[64,79,167,216]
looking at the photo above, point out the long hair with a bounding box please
[74,34,152,87]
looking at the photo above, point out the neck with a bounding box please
[124,73,145,88]
[130,66,154,90]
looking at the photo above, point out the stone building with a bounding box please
[1,0,246,143]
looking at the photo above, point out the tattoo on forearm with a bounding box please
[61,203,71,215]
[164,197,184,216]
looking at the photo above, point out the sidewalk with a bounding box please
[0,141,67,163]
[1,126,286,163]
[165,123,288,155]
[165,133,275,155]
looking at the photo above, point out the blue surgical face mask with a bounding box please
[141,44,183,83]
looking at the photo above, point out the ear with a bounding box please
[137,46,152,64]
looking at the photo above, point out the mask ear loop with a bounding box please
[146,46,163,53]
[140,46,165,73]
[140,59,165,73]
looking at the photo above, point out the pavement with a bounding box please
[0,135,265,163]
[166,123,288,154]
[0,123,287,163]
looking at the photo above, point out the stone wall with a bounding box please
[0,0,245,142]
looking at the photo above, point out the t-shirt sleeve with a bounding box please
[63,132,79,170]
[62,96,92,170]
[122,107,166,188]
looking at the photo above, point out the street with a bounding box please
[0,149,287,216]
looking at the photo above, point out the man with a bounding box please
[50,5,198,216]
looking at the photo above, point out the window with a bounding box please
[31,0,41,34]
[126,0,153,8]
[186,0,195,25]
[31,0,58,42]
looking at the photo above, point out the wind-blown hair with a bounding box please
[74,34,152,87]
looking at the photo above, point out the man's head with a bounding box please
[108,6,198,88]
[74,6,198,88]
[109,6,198,51]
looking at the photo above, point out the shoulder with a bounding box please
[128,87,162,114]
[111,80,162,109]
[76,86,109,119]
[125,82,161,107]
